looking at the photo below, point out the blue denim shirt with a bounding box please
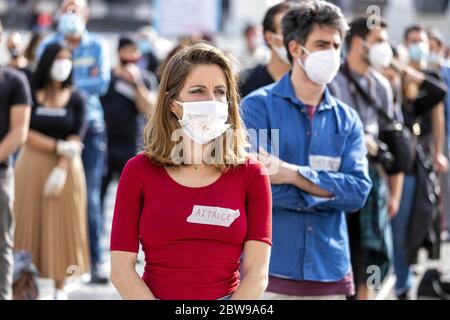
[441,64,450,149]
[241,73,372,282]
[38,31,111,122]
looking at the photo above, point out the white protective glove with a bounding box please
[56,140,84,160]
[43,167,68,197]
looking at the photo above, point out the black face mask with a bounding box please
[8,47,22,59]
[120,58,139,66]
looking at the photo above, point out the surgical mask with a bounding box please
[271,33,290,65]
[138,40,152,54]
[58,12,85,37]
[50,59,73,82]
[368,42,393,69]
[297,46,341,85]
[272,44,290,65]
[408,42,429,63]
[428,52,443,65]
[174,100,230,145]
[120,58,139,65]
[8,47,22,59]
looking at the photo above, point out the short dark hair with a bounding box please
[282,0,349,62]
[118,33,139,51]
[262,1,295,34]
[345,16,388,50]
[403,25,425,42]
[32,42,73,90]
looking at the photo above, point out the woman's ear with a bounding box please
[170,100,182,119]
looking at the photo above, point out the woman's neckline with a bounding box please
[161,165,227,190]
[35,89,72,109]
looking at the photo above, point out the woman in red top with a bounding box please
[110,42,272,300]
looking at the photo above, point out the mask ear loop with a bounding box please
[297,45,310,72]
[171,98,186,125]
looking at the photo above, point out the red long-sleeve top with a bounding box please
[110,154,272,300]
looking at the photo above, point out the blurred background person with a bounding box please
[239,1,294,98]
[14,42,90,300]
[37,0,111,284]
[0,19,32,300]
[100,34,157,213]
[427,28,450,242]
[383,25,448,300]
[6,31,32,85]
[24,31,46,71]
[238,23,270,71]
[28,1,53,34]
[403,25,448,174]
[330,17,401,300]
[136,27,160,75]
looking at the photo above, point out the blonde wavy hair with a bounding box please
[143,42,248,169]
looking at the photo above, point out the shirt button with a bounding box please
[307,131,311,136]
[307,227,313,232]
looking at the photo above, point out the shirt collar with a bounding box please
[272,72,338,111]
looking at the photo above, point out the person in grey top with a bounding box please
[330,17,403,300]
[0,20,32,300]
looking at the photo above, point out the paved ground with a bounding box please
[34,181,450,300]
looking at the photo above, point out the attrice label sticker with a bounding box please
[187,205,240,227]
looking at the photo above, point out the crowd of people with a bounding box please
[1,0,450,301]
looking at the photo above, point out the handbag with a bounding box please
[417,269,450,300]
[12,251,39,300]
[341,63,416,174]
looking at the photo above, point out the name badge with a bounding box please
[187,205,240,227]
[309,155,341,172]
[35,107,67,117]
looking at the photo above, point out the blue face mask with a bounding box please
[138,40,152,54]
[58,12,85,37]
[409,42,429,63]
[428,52,443,65]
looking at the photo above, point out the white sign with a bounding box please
[187,205,240,227]
[154,0,221,37]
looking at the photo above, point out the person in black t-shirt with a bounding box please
[0,20,32,300]
[239,2,294,98]
[6,31,33,86]
[13,42,90,300]
[100,34,157,208]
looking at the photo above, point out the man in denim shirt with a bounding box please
[242,1,372,299]
[38,0,110,283]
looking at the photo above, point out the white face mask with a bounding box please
[368,41,393,69]
[174,100,230,145]
[51,58,73,82]
[271,33,291,65]
[272,44,291,65]
[297,46,341,85]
